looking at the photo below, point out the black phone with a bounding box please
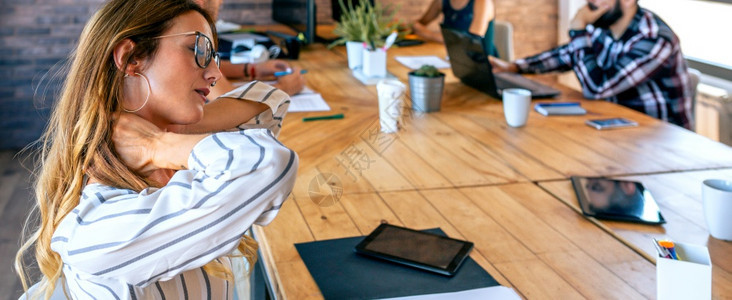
[571,176,665,224]
[354,223,474,276]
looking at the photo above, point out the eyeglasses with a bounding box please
[154,31,220,69]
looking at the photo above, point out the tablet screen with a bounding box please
[355,224,473,276]
[571,176,665,224]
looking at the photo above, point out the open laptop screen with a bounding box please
[440,25,560,99]
[441,25,502,98]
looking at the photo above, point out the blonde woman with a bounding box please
[15,0,298,298]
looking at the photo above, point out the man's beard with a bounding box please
[589,0,623,29]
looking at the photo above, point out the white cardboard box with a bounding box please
[656,242,711,300]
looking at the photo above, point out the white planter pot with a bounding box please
[346,41,363,70]
[362,48,387,78]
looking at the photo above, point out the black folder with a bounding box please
[294,228,500,299]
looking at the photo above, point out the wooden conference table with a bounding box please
[251,41,732,299]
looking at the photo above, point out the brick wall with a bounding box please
[0,0,556,149]
[0,0,104,149]
[315,0,558,58]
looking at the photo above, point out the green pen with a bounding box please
[302,113,344,122]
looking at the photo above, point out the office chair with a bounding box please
[493,20,514,61]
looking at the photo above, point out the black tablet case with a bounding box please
[294,228,500,299]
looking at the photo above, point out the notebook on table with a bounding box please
[440,25,560,99]
[294,228,501,299]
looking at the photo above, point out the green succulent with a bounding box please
[329,0,400,49]
[412,65,442,77]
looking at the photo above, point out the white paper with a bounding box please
[395,56,451,70]
[288,86,331,112]
[229,82,330,112]
[378,286,521,300]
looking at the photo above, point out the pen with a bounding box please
[659,240,679,260]
[652,238,672,259]
[303,113,344,122]
[273,69,308,77]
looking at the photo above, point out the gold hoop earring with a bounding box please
[123,72,151,113]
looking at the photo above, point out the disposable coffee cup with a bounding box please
[702,179,732,240]
[502,88,532,127]
[376,79,406,133]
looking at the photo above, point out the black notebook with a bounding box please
[294,228,500,299]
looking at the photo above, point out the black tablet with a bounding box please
[354,223,474,276]
[571,176,665,224]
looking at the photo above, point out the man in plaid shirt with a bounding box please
[491,0,693,129]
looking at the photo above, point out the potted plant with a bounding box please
[330,0,399,74]
[330,0,368,70]
[408,64,445,112]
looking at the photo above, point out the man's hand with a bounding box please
[570,3,611,30]
[489,56,518,73]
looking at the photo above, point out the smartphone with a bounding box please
[354,223,473,276]
[585,118,638,130]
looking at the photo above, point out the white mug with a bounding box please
[702,179,732,240]
[376,79,405,133]
[502,88,532,127]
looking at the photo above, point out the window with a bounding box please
[642,0,732,80]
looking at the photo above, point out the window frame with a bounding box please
[682,0,732,80]
[687,57,732,81]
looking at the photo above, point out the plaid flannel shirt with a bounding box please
[515,7,693,129]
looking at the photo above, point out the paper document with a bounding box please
[229,82,330,112]
[288,86,331,112]
[395,56,451,70]
[379,286,521,300]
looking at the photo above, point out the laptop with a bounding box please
[440,25,560,99]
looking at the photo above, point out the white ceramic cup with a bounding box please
[376,79,406,133]
[502,88,532,127]
[702,179,732,240]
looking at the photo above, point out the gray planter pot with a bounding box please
[408,72,445,113]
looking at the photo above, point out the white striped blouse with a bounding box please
[49,81,298,299]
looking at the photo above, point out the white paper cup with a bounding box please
[376,79,405,133]
[502,88,532,127]
[702,179,732,240]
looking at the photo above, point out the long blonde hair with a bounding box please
[15,0,256,298]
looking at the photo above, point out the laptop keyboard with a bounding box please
[495,73,542,90]
[494,73,560,98]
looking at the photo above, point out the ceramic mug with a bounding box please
[502,88,532,127]
[702,179,732,240]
